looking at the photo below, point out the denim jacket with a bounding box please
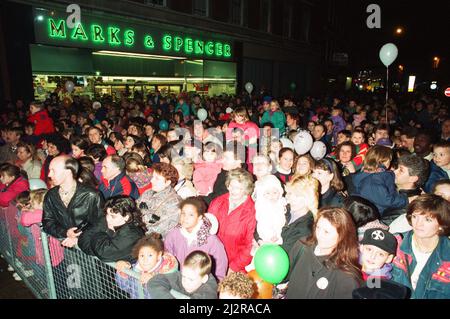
[391,231,450,299]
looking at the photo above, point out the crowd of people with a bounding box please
[0,89,449,299]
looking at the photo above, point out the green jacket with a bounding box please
[261,110,286,136]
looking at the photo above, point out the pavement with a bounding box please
[0,257,35,299]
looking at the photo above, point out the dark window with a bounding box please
[282,2,292,38]
[193,0,208,16]
[145,0,166,6]
[260,0,271,33]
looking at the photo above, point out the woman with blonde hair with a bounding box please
[172,157,197,199]
[281,175,319,255]
[352,145,408,215]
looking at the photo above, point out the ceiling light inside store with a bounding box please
[93,50,187,61]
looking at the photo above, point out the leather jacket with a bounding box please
[42,183,104,239]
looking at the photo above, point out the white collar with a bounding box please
[180,219,203,246]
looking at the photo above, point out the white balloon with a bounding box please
[65,80,75,93]
[245,82,254,94]
[197,108,208,121]
[29,178,47,191]
[379,43,398,67]
[280,137,294,150]
[310,141,327,160]
[293,130,313,155]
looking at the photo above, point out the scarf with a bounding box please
[178,217,212,247]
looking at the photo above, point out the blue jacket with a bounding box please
[423,160,448,194]
[99,171,139,200]
[391,231,450,299]
[351,169,408,215]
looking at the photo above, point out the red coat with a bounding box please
[208,193,256,272]
[27,109,55,136]
[0,176,29,207]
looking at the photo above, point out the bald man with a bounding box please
[42,155,104,247]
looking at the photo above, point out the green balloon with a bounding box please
[254,244,289,284]
[290,82,297,90]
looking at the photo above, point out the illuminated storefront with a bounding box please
[31,7,237,100]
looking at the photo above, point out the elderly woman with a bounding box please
[136,163,182,237]
[208,168,256,273]
[281,175,319,255]
[15,142,42,179]
[172,157,197,199]
[392,194,450,299]
[251,155,272,181]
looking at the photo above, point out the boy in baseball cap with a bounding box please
[359,228,398,281]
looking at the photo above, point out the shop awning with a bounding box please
[30,44,94,75]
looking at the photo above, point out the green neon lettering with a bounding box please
[108,27,121,45]
[194,40,204,54]
[124,29,134,46]
[91,25,105,43]
[205,41,214,55]
[71,23,88,41]
[144,35,155,49]
[174,36,183,52]
[215,42,223,56]
[185,38,193,54]
[224,44,231,57]
[163,35,172,51]
[48,18,66,39]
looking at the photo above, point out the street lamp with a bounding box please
[395,27,404,35]
[433,56,440,68]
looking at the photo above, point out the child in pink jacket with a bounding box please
[20,189,64,267]
[193,142,223,196]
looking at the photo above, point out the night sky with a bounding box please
[338,0,449,82]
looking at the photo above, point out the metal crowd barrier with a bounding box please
[0,206,147,299]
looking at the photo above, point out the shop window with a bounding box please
[193,0,209,17]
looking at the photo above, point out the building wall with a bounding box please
[1,0,322,102]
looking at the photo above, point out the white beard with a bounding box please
[255,199,286,244]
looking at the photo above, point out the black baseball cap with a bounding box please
[360,228,397,255]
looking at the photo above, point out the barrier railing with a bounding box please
[0,206,147,299]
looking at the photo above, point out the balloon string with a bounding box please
[386,67,389,124]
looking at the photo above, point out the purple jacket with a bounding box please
[164,220,228,280]
[332,115,346,146]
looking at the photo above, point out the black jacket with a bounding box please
[203,169,228,205]
[319,188,345,208]
[281,209,314,256]
[286,241,360,299]
[78,217,144,262]
[147,272,218,299]
[42,183,104,239]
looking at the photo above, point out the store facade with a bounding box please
[31,6,237,100]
